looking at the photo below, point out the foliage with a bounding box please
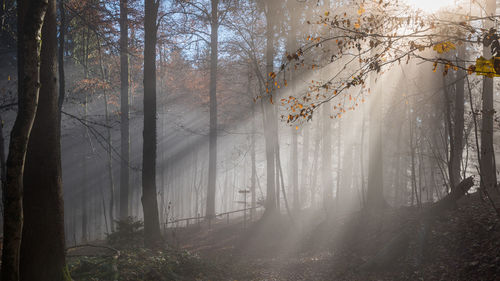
[107,217,144,248]
[68,248,226,281]
[244,0,500,124]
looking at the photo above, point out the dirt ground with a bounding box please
[172,194,500,281]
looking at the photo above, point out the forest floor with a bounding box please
[68,192,500,280]
[172,192,500,281]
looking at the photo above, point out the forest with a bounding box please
[0,0,500,280]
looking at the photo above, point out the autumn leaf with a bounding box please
[474,56,500,78]
[467,65,476,75]
[433,42,456,54]
[357,4,365,15]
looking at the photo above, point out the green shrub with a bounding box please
[107,217,144,248]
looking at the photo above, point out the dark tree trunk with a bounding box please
[2,1,48,280]
[142,0,161,248]
[480,0,498,194]
[206,0,218,219]
[0,114,6,202]
[57,0,65,111]
[119,0,130,220]
[20,0,68,279]
[450,46,465,188]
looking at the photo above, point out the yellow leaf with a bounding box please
[474,56,500,77]
[325,11,330,16]
[354,22,360,29]
[433,42,456,54]
[7,75,10,81]
[295,126,299,130]
[357,5,365,15]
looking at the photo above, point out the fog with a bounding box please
[0,0,499,280]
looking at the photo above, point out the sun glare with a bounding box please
[404,0,455,13]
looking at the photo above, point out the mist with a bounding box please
[0,0,499,280]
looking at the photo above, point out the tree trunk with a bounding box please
[119,0,130,220]
[450,46,465,188]
[206,0,219,219]
[142,0,161,248]
[262,1,276,216]
[300,126,309,205]
[321,107,333,211]
[0,114,6,209]
[309,122,321,208]
[81,28,89,243]
[104,91,114,231]
[291,127,299,211]
[359,110,366,207]
[2,1,48,280]
[366,78,385,209]
[57,0,65,111]
[250,71,257,219]
[20,0,68,279]
[480,0,498,195]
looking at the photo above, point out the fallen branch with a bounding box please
[66,243,120,257]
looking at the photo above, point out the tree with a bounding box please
[449,45,465,189]
[142,0,162,248]
[480,0,497,195]
[206,0,219,219]
[20,0,69,279]
[1,0,48,280]
[119,0,130,220]
[366,72,385,209]
[261,0,277,216]
[287,0,300,212]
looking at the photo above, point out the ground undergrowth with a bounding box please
[69,193,500,280]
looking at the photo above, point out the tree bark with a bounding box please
[206,0,218,219]
[291,127,299,211]
[262,1,276,216]
[450,46,465,188]
[142,0,161,248]
[0,114,6,206]
[20,0,68,279]
[321,106,333,210]
[2,0,48,280]
[480,0,498,194]
[119,0,130,220]
[57,0,65,111]
[250,71,257,219]
[81,28,89,243]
